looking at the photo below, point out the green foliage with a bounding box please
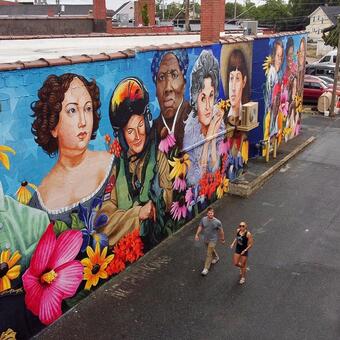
[70,213,85,230]
[323,22,340,47]
[142,3,150,26]
[53,220,69,236]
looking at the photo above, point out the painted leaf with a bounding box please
[53,220,69,236]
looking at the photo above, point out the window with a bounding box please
[321,18,323,24]
[320,55,331,63]
[311,82,322,89]
[333,56,337,63]
[304,82,312,88]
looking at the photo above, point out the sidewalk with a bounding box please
[229,131,316,197]
[35,116,317,339]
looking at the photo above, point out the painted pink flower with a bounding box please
[22,223,83,325]
[159,129,176,153]
[173,174,187,192]
[170,197,187,221]
[218,138,230,156]
[185,188,194,207]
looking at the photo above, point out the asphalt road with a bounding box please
[37,114,340,340]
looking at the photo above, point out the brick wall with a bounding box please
[201,0,222,42]
[0,17,94,36]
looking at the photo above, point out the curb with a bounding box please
[228,136,316,197]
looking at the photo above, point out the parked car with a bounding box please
[315,50,337,66]
[305,64,335,79]
[317,75,334,85]
[304,75,340,104]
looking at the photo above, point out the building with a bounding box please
[306,5,340,42]
[112,1,134,26]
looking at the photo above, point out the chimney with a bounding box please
[220,0,225,32]
[201,0,223,42]
[93,0,107,32]
[135,0,155,26]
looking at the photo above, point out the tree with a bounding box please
[323,23,340,47]
[142,4,150,26]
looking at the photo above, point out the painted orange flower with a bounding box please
[0,249,21,293]
[104,134,111,145]
[109,139,122,158]
[107,228,144,276]
[81,243,114,290]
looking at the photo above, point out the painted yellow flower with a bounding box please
[81,242,114,290]
[0,249,21,293]
[262,55,272,76]
[217,99,230,111]
[0,145,16,171]
[262,111,271,156]
[15,181,37,205]
[216,177,229,199]
[168,154,191,180]
[295,95,303,113]
[0,328,16,340]
[241,140,249,164]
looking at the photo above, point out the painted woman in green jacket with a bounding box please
[97,77,172,250]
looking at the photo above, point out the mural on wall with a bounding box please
[220,42,253,180]
[262,36,306,152]
[0,33,306,338]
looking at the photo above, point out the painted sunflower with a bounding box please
[15,181,37,205]
[81,242,114,290]
[262,55,272,76]
[0,249,21,293]
[216,177,229,199]
[0,145,16,171]
[168,154,190,180]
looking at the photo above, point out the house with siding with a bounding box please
[306,5,340,42]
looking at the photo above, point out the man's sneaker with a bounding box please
[239,277,245,284]
[201,268,209,276]
[211,257,220,264]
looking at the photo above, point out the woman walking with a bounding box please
[230,221,253,284]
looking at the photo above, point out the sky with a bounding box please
[10,1,264,11]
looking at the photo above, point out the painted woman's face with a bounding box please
[52,77,93,154]
[287,46,294,71]
[197,77,214,127]
[274,45,283,72]
[298,40,305,67]
[156,53,185,120]
[123,114,146,155]
[229,68,246,108]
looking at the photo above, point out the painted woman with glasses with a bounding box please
[230,221,254,284]
[97,77,173,250]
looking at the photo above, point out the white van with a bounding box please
[315,50,337,65]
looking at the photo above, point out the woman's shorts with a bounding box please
[235,248,248,257]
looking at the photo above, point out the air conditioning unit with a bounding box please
[242,21,258,35]
[241,102,258,126]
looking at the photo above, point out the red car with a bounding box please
[303,75,340,104]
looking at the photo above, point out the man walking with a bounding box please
[195,207,225,276]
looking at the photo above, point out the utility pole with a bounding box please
[330,15,340,117]
[185,0,190,31]
[162,0,165,20]
[234,0,237,19]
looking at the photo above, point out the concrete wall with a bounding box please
[0,32,306,338]
[0,17,94,35]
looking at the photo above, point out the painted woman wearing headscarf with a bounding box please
[96,77,172,250]
[151,49,191,151]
